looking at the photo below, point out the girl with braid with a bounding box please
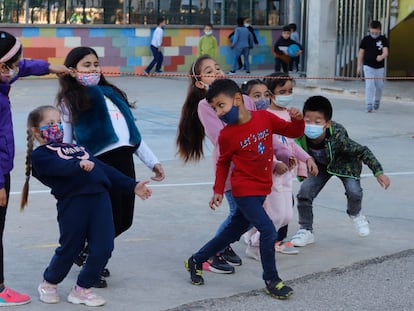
[21,105,152,306]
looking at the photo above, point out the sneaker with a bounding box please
[0,287,31,306]
[374,101,380,110]
[143,70,149,76]
[38,280,59,304]
[245,243,260,261]
[241,231,252,245]
[226,71,236,75]
[221,246,242,266]
[154,70,163,73]
[67,286,106,307]
[246,71,251,74]
[101,268,110,278]
[350,213,370,236]
[366,104,373,113]
[275,241,299,255]
[291,229,315,247]
[74,249,88,267]
[184,256,204,285]
[265,278,294,300]
[202,254,235,274]
[93,276,107,288]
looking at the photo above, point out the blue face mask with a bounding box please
[219,105,239,125]
[304,124,324,139]
[275,94,293,108]
[254,98,270,110]
[370,32,380,39]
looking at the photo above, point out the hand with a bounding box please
[209,193,223,210]
[306,157,318,176]
[376,174,390,189]
[287,107,303,120]
[288,157,297,170]
[0,188,6,207]
[135,180,152,200]
[49,64,70,77]
[376,55,384,62]
[151,163,165,182]
[80,159,95,172]
[274,162,289,175]
[356,66,362,76]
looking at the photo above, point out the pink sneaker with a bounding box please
[67,285,105,307]
[0,286,31,306]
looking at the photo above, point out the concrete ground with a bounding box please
[4,71,414,310]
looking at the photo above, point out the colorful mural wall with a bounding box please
[1,26,278,76]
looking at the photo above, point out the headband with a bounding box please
[191,62,199,81]
[0,38,21,63]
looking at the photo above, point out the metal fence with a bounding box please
[0,0,292,26]
[336,0,390,77]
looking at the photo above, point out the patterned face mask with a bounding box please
[76,72,101,87]
[40,124,64,143]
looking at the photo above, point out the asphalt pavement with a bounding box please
[4,71,414,310]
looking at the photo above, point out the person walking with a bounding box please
[144,17,166,75]
[227,17,254,75]
[357,20,389,112]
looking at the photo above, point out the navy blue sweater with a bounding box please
[31,143,137,199]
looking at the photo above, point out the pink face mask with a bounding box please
[76,72,101,87]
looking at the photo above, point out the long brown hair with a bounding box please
[56,46,130,123]
[20,105,57,210]
[176,55,213,162]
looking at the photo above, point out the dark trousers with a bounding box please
[145,45,163,73]
[193,195,279,281]
[44,193,114,288]
[275,58,289,73]
[0,173,10,284]
[97,146,136,237]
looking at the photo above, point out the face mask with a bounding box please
[219,105,239,125]
[370,33,380,39]
[244,23,250,27]
[304,124,324,139]
[40,124,64,144]
[254,98,270,110]
[76,72,101,87]
[204,31,212,36]
[0,66,19,83]
[275,94,293,108]
[201,81,210,90]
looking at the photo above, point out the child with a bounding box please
[228,17,254,74]
[241,76,317,258]
[144,17,166,75]
[198,23,218,58]
[0,30,68,306]
[185,78,305,300]
[57,46,164,287]
[272,25,303,73]
[21,105,152,306]
[357,20,389,112]
[290,95,390,247]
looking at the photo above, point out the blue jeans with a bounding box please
[214,190,238,236]
[193,195,279,281]
[145,45,163,73]
[296,164,363,231]
[232,47,250,72]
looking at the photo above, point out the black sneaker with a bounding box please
[93,276,107,288]
[74,250,88,267]
[185,256,204,285]
[221,246,242,266]
[101,268,110,278]
[265,278,293,300]
[204,254,235,274]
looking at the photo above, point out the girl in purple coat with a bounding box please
[0,31,68,306]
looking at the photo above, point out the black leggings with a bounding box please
[97,146,136,237]
[0,173,10,283]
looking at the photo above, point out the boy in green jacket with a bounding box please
[291,96,390,247]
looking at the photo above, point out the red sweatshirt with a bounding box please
[213,110,304,196]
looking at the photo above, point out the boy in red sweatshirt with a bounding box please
[185,79,304,299]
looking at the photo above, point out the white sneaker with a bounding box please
[350,213,370,237]
[67,286,106,307]
[245,243,260,261]
[38,280,59,304]
[291,229,315,247]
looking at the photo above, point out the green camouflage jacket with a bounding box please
[296,121,383,179]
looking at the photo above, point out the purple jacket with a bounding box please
[0,59,50,189]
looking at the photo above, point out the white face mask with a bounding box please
[204,31,213,36]
[244,23,250,27]
[275,94,293,108]
[304,124,324,139]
